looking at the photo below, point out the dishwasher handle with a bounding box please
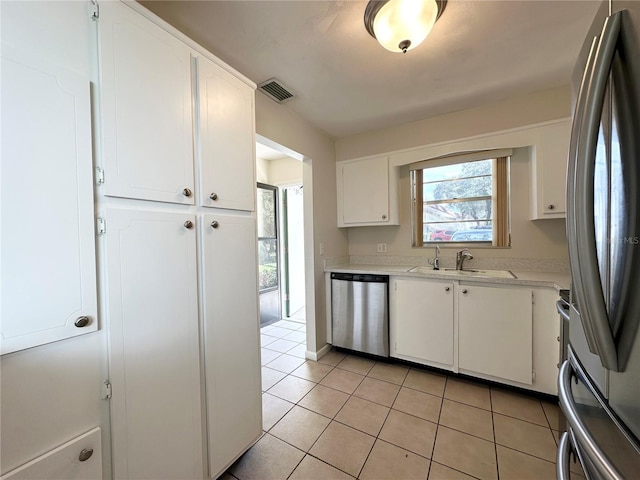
[331,272,388,283]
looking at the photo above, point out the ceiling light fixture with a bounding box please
[364,0,447,53]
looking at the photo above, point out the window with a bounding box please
[257,183,279,291]
[411,150,511,247]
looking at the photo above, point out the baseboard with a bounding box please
[305,343,332,361]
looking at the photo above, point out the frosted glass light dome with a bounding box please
[367,0,442,53]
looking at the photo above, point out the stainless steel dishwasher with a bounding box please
[331,272,389,357]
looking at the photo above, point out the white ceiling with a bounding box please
[141,0,600,139]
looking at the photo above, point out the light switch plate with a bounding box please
[319,242,325,255]
[376,243,387,253]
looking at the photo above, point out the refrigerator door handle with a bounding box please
[574,12,623,371]
[558,360,624,480]
[557,432,572,480]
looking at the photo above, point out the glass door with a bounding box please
[257,183,280,325]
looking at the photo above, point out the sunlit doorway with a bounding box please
[257,182,281,326]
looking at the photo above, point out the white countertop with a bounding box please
[325,264,571,291]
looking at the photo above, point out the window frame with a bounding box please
[411,151,511,248]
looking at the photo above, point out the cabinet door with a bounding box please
[1,46,97,354]
[197,56,255,211]
[106,208,202,480]
[99,2,195,204]
[201,213,261,477]
[392,278,454,367]
[458,285,533,384]
[341,156,390,224]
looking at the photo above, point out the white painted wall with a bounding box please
[256,156,269,184]
[255,94,348,353]
[0,2,109,476]
[268,157,303,187]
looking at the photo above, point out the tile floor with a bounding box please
[223,320,579,480]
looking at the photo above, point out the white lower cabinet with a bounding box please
[106,208,203,480]
[391,278,454,368]
[458,284,533,385]
[201,213,261,477]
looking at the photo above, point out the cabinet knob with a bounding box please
[462,289,468,294]
[445,287,450,291]
[382,214,387,220]
[74,316,90,328]
[182,188,192,197]
[547,204,555,210]
[210,193,218,201]
[78,448,93,462]
[211,220,219,229]
[184,220,194,229]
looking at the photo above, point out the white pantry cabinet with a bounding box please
[99,1,195,204]
[458,284,533,385]
[0,45,97,354]
[390,278,454,368]
[105,208,203,480]
[337,156,399,226]
[197,56,256,211]
[201,213,261,478]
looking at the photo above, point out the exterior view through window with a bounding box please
[412,153,510,247]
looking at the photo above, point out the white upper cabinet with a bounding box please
[337,156,399,227]
[1,46,97,354]
[99,1,195,204]
[458,284,533,385]
[530,120,571,219]
[196,56,256,211]
[106,208,202,480]
[201,213,261,477]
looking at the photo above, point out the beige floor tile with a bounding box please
[268,375,316,403]
[444,378,491,410]
[542,400,564,430]
[360,439,430,480]
[261,366,287,391]
[317,349,347,366]
[336,355,376,375]
[283,330,306,343]
[269,405,331,451]
[229,433,304,480]
[493,413,558,462]
[272,320,300,330]
[263,326,291,338]
[439,399,494,441]
[335,395,390,436]
[379,409,437,458]
[261,348,281,366]
[217,473,237,480]
[320,368,365,394]
[288,455,354,480]
[286,343,307,359]
[403,369,447,397]
[309,421,375,477]
[367,362,409,385]
[428,462,476,480]
[496,445,556,480]
[265,338,302,354]
[262,392,294,431]
[552,429,560,445]
[491,388,548,426]
[353,377,401,407]
[266,354,307,374]
[432,426,498,480]
[393,387,442,423]
[291,361,333,383]
[260,334,277,347]
[298,384,350,418]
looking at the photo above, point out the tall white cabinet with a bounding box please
[98,2,261,479]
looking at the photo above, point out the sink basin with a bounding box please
[408,266,516,279]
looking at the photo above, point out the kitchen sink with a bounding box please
[408,266,516,279]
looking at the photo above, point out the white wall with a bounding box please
[336,87,572,264]
[0,2,109,476]
[256,156,269,184]
[268,157,303,187]
[255,94,348,353]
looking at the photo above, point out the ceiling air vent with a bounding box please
[258,78,294,104]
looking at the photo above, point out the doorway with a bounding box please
[281,185,305,322]
[257,183,281,326]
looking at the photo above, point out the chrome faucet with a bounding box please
[428,245,440,270]
[456,249,474,270]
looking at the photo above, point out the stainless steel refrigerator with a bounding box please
[559,0,640,478]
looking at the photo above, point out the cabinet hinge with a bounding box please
[102,380,112,400]
[89,0,99,20]
[96,167,105,185]
[97,217,106,235]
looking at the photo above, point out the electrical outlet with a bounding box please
[319,242,325,255]
[377,243,387,253]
